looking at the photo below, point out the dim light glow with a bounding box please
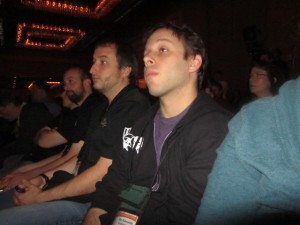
[136,78,147,89]
[28,81,61,89]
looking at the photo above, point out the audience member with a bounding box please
[0,67,102,191]
[249,61,286,99]
[0,90,53,174]
[81,22,231,225]
[0,92,71,191]
[29,80,61,117]
[211,70,229,100]
[196,76,300,225]
[34,67,103,151]
[0,38,150,225]
[34,90,78,149]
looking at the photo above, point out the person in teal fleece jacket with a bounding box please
[195,77,300,225]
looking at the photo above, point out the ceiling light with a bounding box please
[16,22,86,50]
[21,0,121,18]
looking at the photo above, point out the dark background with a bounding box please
[1,0,300,101]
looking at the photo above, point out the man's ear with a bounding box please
[121,66,132,78]
[83,78,92,89]
[189,55,202,73]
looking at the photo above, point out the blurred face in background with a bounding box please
[0,103,20,121]
[249,66,272,98]
[29,84,44,103]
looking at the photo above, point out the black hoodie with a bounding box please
[92,91,231,225]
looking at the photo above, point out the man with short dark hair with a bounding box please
[82,22,230,225]
[0,39,150,225]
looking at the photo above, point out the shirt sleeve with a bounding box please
[91,102,149,213]
[195,113,260,225]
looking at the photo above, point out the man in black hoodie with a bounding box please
[0,39,150,225]
[83,22,231,225]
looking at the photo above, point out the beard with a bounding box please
[66,89,85,105]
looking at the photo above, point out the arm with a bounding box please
[35,126,67,148]
[1,153,61,189]
[22,155,78,188]
[2,141,83,190]
[196,117,260,225]
[25,141,84,176]
[13,156,112,205]
[9,153,61,174]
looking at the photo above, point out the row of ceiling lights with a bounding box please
[16,0,120,50]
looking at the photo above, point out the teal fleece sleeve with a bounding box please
[195,113,260,225]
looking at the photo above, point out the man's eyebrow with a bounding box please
[95,55,109,59]
[144,38,173,54]
[155,38,172,43]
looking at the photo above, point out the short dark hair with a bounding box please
[0,90,23,107]
[95,38,139,83]
[74,67,91,81]
[144,21,208,78]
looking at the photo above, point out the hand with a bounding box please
[82,208,106,225]
[0,176,9,190]
[29,176,46,188]
[1,173,26,191]
[13,179,43,205]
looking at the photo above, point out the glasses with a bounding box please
[249,72,268,79]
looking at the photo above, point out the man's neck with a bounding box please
[159,90,197,118]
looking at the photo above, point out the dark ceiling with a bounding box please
[0,0,182,89]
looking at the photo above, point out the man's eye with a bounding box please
[100,60,107,64]
[159,48,168,53]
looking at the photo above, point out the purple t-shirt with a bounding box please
[153,104,191,166]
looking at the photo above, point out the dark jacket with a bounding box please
[56,93,107,144]
[1,103,53,159]
[30,93,106,161]
[45,84,150,202]
[92,91,231,225]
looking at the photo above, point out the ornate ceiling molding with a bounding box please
[21,0,121,19]
[16,23,86,50]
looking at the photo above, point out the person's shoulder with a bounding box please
[21,102,53,121]
[122,85,149,101]
[276,77,300,105]
[79,93,107,114]
[193,92,233,120]
[126,103,158,131]
[115,85,151,110]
